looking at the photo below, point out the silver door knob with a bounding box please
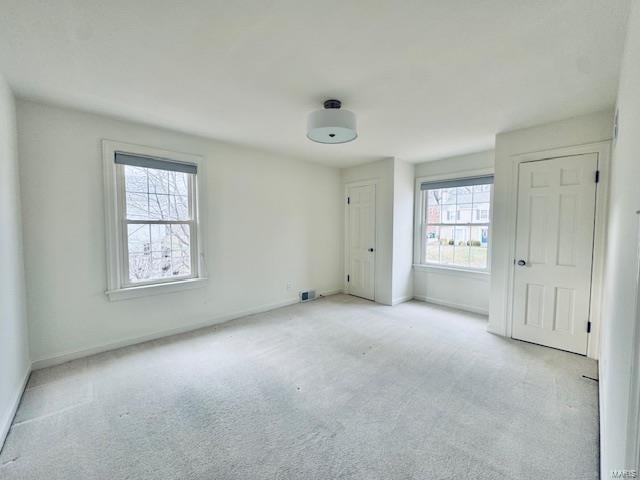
[517,260,526,266]
[368,248,374,252]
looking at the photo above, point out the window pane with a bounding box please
[150,251,172,278]
[124,165,192,221]
[469,225,485,246]
[440,188,457,205]
[470,247,487,268]
[149,224,170,254]
[439,226,454,246]
[472,184,491,203]
[426,244,440,263]
[454,226,470,266]
[441,205,456,224]
[125,192,150,220]
[147,168,169,195]
[427,189,440,206]
[425,226,439,262]
[128,253,152,282]
[472,202,490,223]
[170,224,190,255]
[470,226,488,268]
[168,171,189,196]
[169,194,190,221]
[439,225,454,264]
[170,224,191,277]
[128,222,191,283]
[426,225,439,244]
[439,245,453,264]
[147,192,171,219]
[454,246,470,266]
[124,166,147,193]
[171,250,191,276]
[456,186,473,204]
[127,224,150,254]
[425,203,441,225]
[456,204,472,224]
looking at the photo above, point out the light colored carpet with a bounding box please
[0,294,599,480]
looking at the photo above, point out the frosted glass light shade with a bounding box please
[307,108,357,144]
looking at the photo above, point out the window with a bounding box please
[103,141,205,299]
[419,175,493,270]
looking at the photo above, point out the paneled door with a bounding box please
[346,183,375,301]
[512,154,598,354]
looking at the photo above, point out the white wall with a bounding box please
[488,111,613,335]
[413,151,494,315]
[342,158,394,305]
[17,100,344,366]
[0,76,30,448]
[391,158,414,304]
[414,151,494,179]
[600,1,640,475]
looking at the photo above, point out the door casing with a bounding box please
[626,212,640,473]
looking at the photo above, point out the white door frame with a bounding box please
[625,211,640,472]
[505,141,611,359]
[344,180,377,300]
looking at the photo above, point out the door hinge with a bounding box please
[347,274,350,283]
[587,321,592,333]
[347,196,350,205]
[595,170,600,183]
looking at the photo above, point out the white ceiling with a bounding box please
[0,0,630,166]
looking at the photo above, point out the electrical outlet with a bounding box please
[286,282,292,291]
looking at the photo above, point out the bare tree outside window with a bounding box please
[123,165,194,283]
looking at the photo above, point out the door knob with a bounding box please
[368,248,374,252]
[517,260,526,266]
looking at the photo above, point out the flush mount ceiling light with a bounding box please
[307,99,357,144]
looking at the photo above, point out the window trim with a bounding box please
[413,168,494,274]
[102,140,207,301]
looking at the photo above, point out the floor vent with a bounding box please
[299,290,317,302]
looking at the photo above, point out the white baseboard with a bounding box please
[0,366,30,453]
[32,290,342,370]
[318,289,343,298]
[392,296,413,306]
[413,295,489,316]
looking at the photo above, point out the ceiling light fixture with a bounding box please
[307,99,357,144]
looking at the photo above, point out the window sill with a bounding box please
[106,277,207,301]
[413,264,490,280]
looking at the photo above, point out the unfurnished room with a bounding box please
[0,1,639,479]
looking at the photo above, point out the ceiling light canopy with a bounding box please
[307,99,357,144]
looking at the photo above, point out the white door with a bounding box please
[346,183,375,301]
[512,154,598,354]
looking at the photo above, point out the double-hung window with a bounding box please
[418,175,493,270]
[103,141,205,299]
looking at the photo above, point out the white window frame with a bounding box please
[413,168,494,274]
[103,140,207,301]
